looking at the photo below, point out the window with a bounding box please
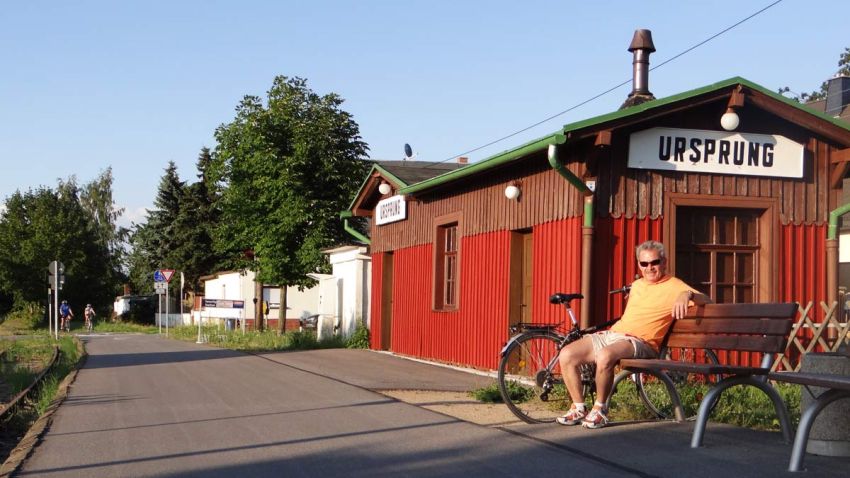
[665,194,777,303]
[676,207,758,303]
[434,214,461,311]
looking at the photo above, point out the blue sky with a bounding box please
[1,0,847,226]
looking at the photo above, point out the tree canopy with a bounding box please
[210,76,370,329]
[780,47,850,102]
[0,171,125,314]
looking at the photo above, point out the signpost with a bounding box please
[154,269,176,336]
[48,261,64,340]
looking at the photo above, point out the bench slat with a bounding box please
[685,302,798,319]
[620,359,769,376]
[768,371,850,390]
[666,333,787,353]
[671,317,793,335]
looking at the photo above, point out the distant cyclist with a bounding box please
[84,304,96,331]
[59,300,74,332]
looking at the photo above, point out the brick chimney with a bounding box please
[457,156,468,164]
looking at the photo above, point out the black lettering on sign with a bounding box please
[763,143,774,167]
[718,140,731,164]
[689,138,702,163]
[658,136,671,161]
[748,142,760,166]
[674,137,687,162]
[704,139,716,162]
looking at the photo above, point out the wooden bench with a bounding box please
[768,370,850,472]
[616,302,799,448]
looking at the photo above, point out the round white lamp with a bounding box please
[720,108,740,131]
[378,182,392,195]
[504,184,520,200]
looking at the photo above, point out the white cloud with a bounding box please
[118,206,150,228]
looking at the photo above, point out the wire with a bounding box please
[427,0,785,167]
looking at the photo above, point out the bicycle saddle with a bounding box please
[549,293,583,304]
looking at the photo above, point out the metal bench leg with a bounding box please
[789,389,850,472]
[692,376,793,448]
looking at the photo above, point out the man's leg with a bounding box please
[593,340,635,406]
[557,336,596,403]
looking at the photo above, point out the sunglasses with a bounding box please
[639,259,662,268]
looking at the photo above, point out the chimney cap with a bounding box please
[628,29,656,53]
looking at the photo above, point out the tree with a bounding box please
[127,152,229,302]
[780,47,850,102]
[210,76,370,332]
[0,172,124,316]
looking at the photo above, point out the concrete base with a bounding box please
[800,352,850,456]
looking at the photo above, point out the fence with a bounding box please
[774,301,850,372]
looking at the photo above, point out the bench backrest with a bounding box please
[666,302,798,353]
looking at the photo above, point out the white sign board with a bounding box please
[628,127,804,179]
[375,194,407,225]
[154,282,168,295]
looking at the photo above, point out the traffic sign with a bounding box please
[154,282,168,295]
[154,269,176,283]
[161,269,176,283]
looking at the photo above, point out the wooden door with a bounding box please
[380,252,393,350]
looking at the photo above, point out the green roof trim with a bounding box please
[395,76,850,196]
[399,132,566,195]
[347,163,411,211]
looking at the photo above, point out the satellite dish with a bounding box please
[403,143,413,160]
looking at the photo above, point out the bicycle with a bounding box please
[85,315,94,332]
[497,287,720,424]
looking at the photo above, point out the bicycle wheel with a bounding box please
[498,332,585,423]
[636,347,721,420]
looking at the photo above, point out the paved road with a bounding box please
[17,334,636,477]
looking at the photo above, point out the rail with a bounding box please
[0,346,60,419]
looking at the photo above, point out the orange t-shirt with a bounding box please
[610,275,696,352]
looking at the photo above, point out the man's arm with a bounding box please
[672,290,713,319]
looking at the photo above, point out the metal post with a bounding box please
[166,283,170,337]
[158,293,162,334]
[53,261,59,340]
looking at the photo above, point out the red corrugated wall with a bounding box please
[369,217,828,370]
[369,217,584,369]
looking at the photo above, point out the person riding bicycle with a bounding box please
[84,304,96,330]
[557,240,711,429]
[59,300,74,332]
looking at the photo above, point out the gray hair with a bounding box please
[635,240,667,261]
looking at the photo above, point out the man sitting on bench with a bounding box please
[557,240,712,429]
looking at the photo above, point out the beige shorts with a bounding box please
[589,330,657,359]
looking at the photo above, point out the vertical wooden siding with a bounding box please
[779,223,827,314]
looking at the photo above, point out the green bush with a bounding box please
[470,381,533,403]
[346,323,370,349]
[0,301,45,332]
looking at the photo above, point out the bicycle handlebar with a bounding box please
[608,284,632,295]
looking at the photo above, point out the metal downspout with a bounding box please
[548,144,594,328]
[340,211,371,245]
[826,203,850,307]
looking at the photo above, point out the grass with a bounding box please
[166,324,364,351]
[470,377,803,431]
[0,334,81,462]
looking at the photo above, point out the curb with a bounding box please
[0,337,87,478]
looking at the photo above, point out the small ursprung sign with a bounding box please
[376,195,407,225]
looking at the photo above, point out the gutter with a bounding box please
[548,143,594,328]
[826,203,850,308]
[339,210,371,245]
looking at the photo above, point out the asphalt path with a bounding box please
[17,334,637,478]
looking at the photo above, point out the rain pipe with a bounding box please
[340,210,371,245]
[826,203,850,306]
[548,144,594,328]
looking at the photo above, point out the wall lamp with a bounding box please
[721,86,745,131]
[504,182,521,200]
[378,182,392,195]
